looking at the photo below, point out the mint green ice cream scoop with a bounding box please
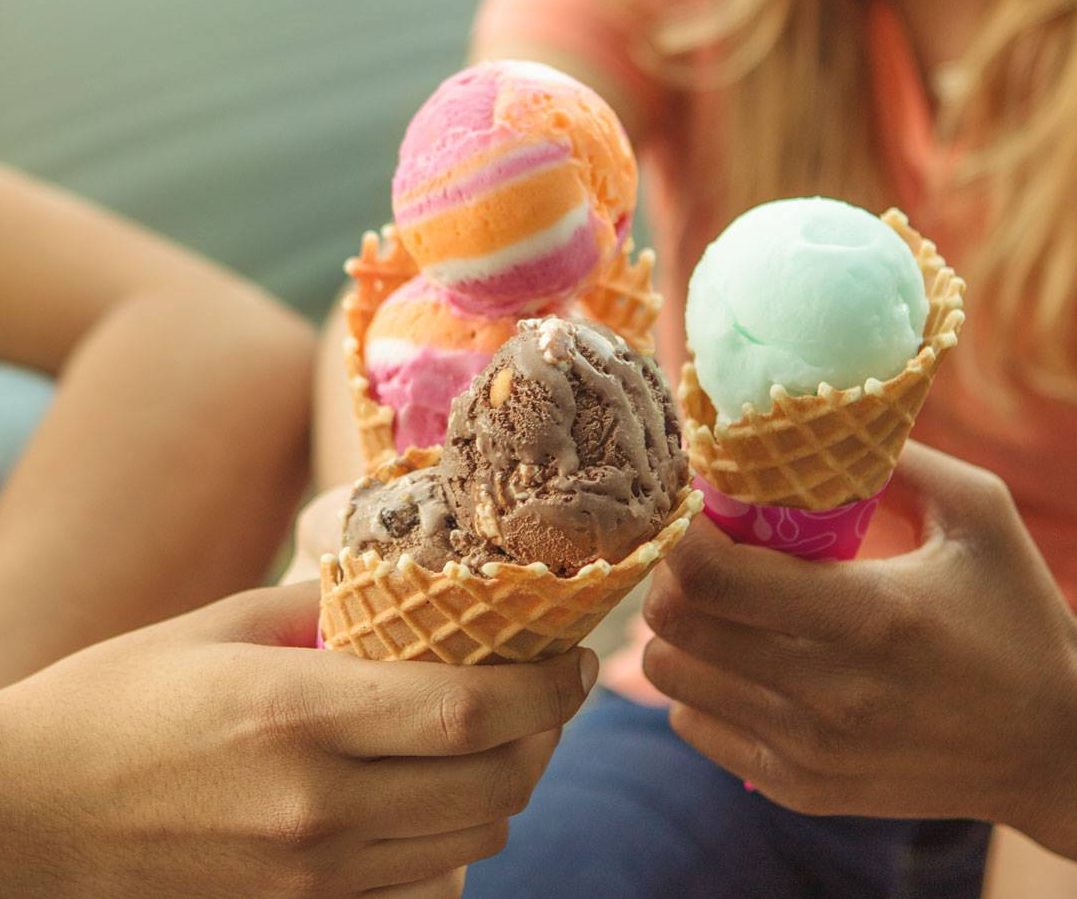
[685,197,929,422]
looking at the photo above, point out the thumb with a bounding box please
[279,484,352,586]
[888,439,1013,553]
[184,580,322,648]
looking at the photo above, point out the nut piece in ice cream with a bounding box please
[363,274,522,453]
[442,318,688,576]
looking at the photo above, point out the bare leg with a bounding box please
[0,172,315,685]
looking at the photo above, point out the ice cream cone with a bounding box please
[340,226,420,468]
[343,227,665,470]
[319,448,702,664]
[577,240,662,354]
[681,208,965,513]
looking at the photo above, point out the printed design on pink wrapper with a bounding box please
[695,476,884,562]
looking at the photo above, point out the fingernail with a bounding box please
[579,649,599,694]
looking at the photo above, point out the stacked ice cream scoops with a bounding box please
[680,197,965,559]
[321,318,700,663]
[321,59,700,663]
[344,59,661,466]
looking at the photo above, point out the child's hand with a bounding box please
[0,582,597,897]
[642,441,1077,858]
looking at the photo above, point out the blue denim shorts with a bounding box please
[465,689,990,899]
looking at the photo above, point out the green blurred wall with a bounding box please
[1,0,481,320]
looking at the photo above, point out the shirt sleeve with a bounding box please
[472,0,668,141]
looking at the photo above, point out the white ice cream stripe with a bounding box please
[364,337,422,369]
[424,202,591,286]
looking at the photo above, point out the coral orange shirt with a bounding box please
[476,0,1077,701]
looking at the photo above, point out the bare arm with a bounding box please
[0,168,315,685]
[984,827,1077,898]
[313,302,362,492]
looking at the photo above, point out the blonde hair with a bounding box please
[638,0,1077,399]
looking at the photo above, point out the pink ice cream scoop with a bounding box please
[363,274,528,452]
[391,60,637,318]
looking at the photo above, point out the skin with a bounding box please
[473,0,1077,891]
[0,581,596,897]
[0,169,598,896]
[643,441,1077,857]
[0,166,314,683]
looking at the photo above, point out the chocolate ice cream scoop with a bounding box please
[442,318,688,576]
[343,466,507,572]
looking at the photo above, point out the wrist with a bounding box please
[1011,630,1077,860]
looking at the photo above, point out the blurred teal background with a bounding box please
[2,0,484,320]
[1,0,480,476]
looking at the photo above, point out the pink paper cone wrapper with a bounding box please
[695,476,885,562]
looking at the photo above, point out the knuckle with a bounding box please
[260,786,339,852]
[435,686,488,753]
[504,764,537,817]
[847,579,925,652]
[640,638,680,696]
[778,776,840,817]
[795,684,887,776]
[742,737,782,784]
[675,555,725,610]
[487,746,537,817]
[969,469,1013,512]
[547,660,583,727]
[643,575,687,638]
[470,819,511,863]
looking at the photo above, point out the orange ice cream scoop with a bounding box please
[391,60,637,317]
[363,274,532,452]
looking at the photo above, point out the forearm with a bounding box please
[1015,636,1077,859]
[313,301,363,491]
[984,827,1077,898]
[0,290,314,685]
[0,166,279,374]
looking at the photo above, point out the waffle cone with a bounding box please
[341,226,420,469]
[320,448,702,664]
[342,227,663,470]
[681,208,965,511]
[576,240,662,354]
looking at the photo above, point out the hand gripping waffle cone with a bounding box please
[319,448,702,664]
[680,208,965,513]
[343,227,663,470]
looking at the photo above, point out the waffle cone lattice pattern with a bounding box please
[680,209,965,511]
[320,449,702,664]
[341,227,663,470]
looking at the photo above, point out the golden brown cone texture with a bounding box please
[342,227,662,470]
[320,448,702,664]
[342,226,419,470]
[680,209,965,511]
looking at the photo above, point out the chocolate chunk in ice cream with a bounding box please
[342,466,507,572]
[442,318,688,576]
